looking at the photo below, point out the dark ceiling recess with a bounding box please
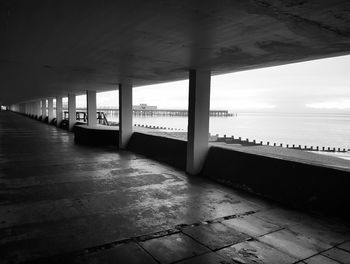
[1,0,350,105]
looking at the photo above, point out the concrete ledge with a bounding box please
[127,132,187,170]
[74,124,119,146]
[202,146,350,219]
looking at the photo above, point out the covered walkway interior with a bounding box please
[1,1,350,263]
[1,111,349,263]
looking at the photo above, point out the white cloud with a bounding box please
[227,101,276,110]
[306,99,350,110]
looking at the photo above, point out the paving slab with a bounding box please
[139,233,209,264]
[216,240,297,264]
[175,252,230,264]
[304,254,340,264]
[222,214,281,237]
[73,242,157,264]
[182,222,250,250]
[259,229,329,260]
[337,241,350,252]
[322,247,350,264]
[253,208,313,228]
[289,221,350,248]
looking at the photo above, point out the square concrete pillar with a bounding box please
[68,93,76,131]
[31,102,34,115]
[119,82,133,149]
[86,90,97,127]
[41,99,46,119]
[56,95,63,127]
[35,101,40,117]
[186,69,211,175]
[47,98,54,123]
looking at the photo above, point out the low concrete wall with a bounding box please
[201,146,350,219]
[127,132,187,170]
[74,125,119,146]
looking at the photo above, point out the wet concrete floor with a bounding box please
[0,111,349,264]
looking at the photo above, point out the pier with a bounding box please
[96,108,233,117]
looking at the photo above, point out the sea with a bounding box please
[104,111,350,153]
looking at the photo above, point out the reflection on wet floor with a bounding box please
[0,112,349,264]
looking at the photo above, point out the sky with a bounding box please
[76,54,350,113]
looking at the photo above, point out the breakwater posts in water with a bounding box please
[132,126,349,154]
[216,135,349,153]
[134,124,185,131]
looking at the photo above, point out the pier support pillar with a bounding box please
[56,96,63,127]
[87,90,97,127]
[41,99,47,120]
[119,82,133,149]
[47,98,54,124]
[186,69,211,175]
[68,93,76,131]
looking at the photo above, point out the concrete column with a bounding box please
[41,99,46,119]
[119,82,133,149]
[36,101,41,117]
[186,69,211,175]
[47,98,54,123]
[56,95,63,127]
[86,90,97,127]
[68,93,76,131]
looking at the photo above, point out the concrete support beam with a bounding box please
[119,82,133,149]
[41,99,46,119]
[56,96,63,127]
[68,93,76,131]
[186,69,211,175]
[47,98,54,123]
[86,90,97,127]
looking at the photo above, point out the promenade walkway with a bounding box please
[0,111,349,264]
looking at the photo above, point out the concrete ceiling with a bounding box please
[1,0,350,105]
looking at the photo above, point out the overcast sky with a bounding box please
[76,54,350,113]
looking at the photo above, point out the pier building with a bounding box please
[1,1,350,263]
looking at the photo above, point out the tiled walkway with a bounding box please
[0,111,349,264]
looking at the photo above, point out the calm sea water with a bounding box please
[104,111,350,150]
